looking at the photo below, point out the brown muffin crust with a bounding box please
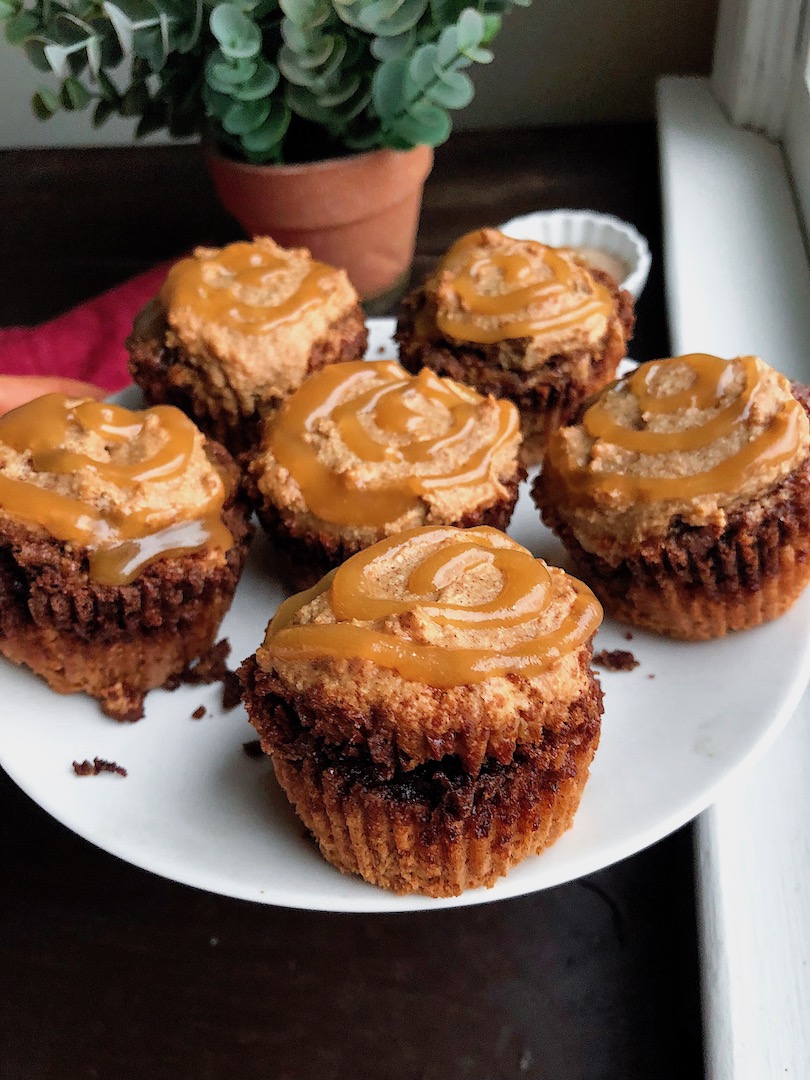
[251,527,603,772]
[255,467,524,591]
[241,653,602,895]
[241,631,598,779]
[0,441,254,719]
[396,269,634,464]
[127,301,368,455]
[533,382,810,640]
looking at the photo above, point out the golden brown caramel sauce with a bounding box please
[269,361,519,527]
[264,527,602,687]
[0,394,194,484]
[89,517,231,586]
[545,353,806,503]
[0,395,231,585]
[159,241,336,335]
[435,230,613,345]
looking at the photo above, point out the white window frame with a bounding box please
[712,0,810,226]
[783,7,810,228]
[661,5,810,1079]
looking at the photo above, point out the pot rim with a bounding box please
[203,139,433,178]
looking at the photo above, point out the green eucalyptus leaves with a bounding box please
[2,0,530,162]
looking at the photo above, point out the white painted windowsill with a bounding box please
[657,76,810,1080]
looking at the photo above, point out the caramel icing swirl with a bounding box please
[155,238,360,410]
[542,353,810,546]
[433,229,614,354]
[160,238,337,338]
[0,395,232,585]
[260,526,602,687]
[257,360,521,530]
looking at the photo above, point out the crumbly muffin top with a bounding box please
[428,228,615,369]
[257,526,602,770]
[0,394,231,584]
[156,237,360,406]
[542,353,810,552]
[251,360,522,542]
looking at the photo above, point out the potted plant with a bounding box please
[1,0,529,303]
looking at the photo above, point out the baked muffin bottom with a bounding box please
[240,655,603,896]
[127,302,369,455]
[0,613,233,722]
[395,271,634,466]
[532,385,810,641]
[253,469,524,591]
[0,446,254,720]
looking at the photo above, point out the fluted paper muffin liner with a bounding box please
[270,710,601,897]
[240,651,603,896]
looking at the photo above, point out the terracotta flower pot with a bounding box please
[205,144,434,308]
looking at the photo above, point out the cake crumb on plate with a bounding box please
[593,648,639,672]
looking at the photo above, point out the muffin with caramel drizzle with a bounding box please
[0,394,253,720]
[396,228,635,465]
[247,359,523,586]
[534,354,810,639]
[239,525,604,897]
[127,237,368,455]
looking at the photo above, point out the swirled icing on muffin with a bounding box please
[543,353,810,547]
[431,229,614,365]
[0,395,231,584]
[157,238,359,408]
[252,360,521,535]
[260,525,602,687]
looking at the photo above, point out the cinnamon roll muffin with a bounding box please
[0,394,253,720]
[247,359,523,586]
[396,228,634,465]
[534,354,810,639]
[127,238,368,455]
[239,525,604,897]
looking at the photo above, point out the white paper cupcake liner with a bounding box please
[498,209,652,298]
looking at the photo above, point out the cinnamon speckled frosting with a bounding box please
[250,360,522,545]
[0,397,224,524]
[542,354,810,554]
[256,525,602,772]
[431,228,615,366]
[154,237,360,411]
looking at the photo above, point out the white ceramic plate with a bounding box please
[2,318,809,913]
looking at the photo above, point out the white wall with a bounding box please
[0,38,166,147]
[0,0,718,147]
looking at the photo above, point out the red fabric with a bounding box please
[0,263,172,393]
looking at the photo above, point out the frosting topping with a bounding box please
[0,395,232,584]
[259,360,521,528]
[260,526,602,687]
[542,353,810,544]
[433,229,614,349]
[154,238,361,411]
[160,238,337,337]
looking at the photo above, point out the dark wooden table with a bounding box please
[0,125,703,1080]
